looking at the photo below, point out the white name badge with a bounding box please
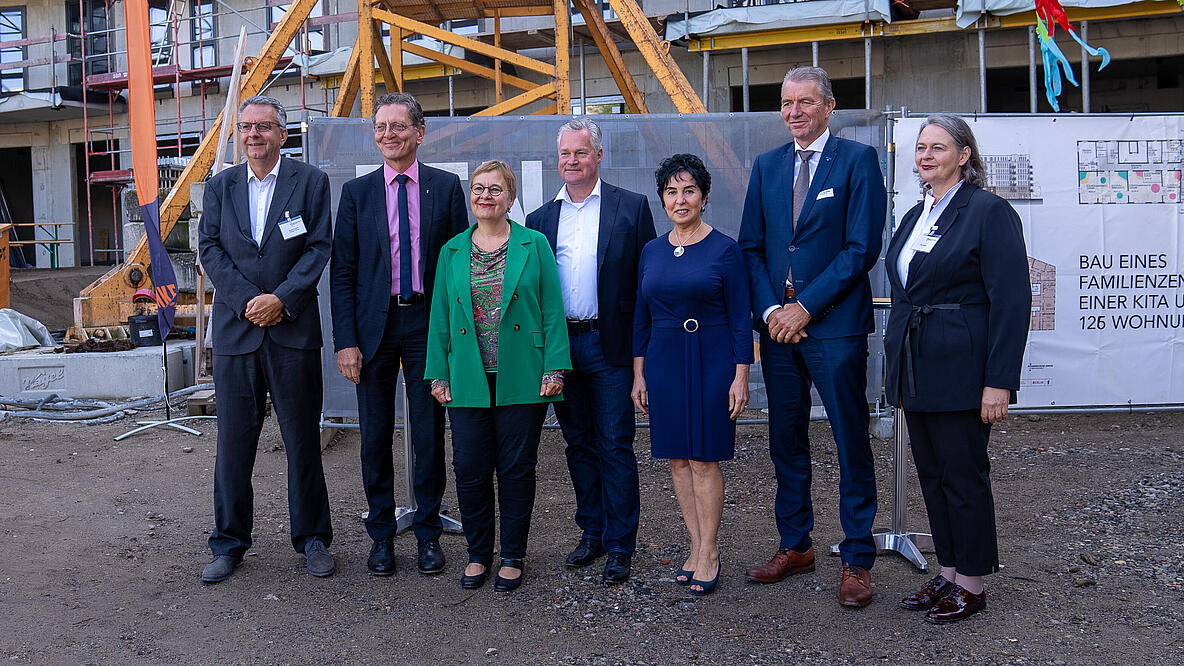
[816,187,835,200]
[913,233,941,253]
[279,213,307,240]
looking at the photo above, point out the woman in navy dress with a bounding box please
[631,154,753,596]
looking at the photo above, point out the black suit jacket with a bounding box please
[884,184,1032,412]
[525,181,655,367]
[330,162,469,364]
[198,158,332,355]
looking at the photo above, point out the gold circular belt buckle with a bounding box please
[683,318,699,333]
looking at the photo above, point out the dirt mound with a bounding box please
[8,265,111,329]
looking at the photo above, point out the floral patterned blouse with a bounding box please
[431,236,563,392]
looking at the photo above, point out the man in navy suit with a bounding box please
[738,67,886,607]
[526,118,655,583]
[331,93,469,577]
[198,96,335,583]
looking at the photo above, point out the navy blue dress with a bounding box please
[633,229,753,462]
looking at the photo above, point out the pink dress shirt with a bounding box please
[384,161,423,295]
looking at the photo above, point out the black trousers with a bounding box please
[209,339,331,558]
[904,409,999,576]
[356,299,447,541]
[447,375,547,562]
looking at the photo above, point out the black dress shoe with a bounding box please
[494,558,525,592]
[925,585,987,624]
[461,560,492,589]
[564,538,605,569]
[367,538,395,577]
[602,552,631,583]
[417,538,446,575]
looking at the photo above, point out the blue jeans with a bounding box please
[554,329,640,554]
[760,332,878,570]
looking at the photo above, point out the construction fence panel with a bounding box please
[307,111,888,420]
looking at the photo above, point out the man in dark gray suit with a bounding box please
[198,95,335,583]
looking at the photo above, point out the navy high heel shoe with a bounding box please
[688,557,720,596]
[675,566,695,586]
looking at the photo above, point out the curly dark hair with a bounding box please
[655,153,711,200]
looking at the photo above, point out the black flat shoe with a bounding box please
[494,558,525,592]
[461,560,491,590]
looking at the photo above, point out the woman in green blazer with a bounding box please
[426,160,571,593]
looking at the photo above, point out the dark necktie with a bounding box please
[396,174,412,300]
[792,149,815,230]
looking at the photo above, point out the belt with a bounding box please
[904,303,978,397]
[567,318,598,334]
[785,283,796,301]
[393,293,425,306]
[653,318,727,333]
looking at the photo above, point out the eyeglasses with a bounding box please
[470,184,506,198]
[237,121,281,133]
[780,98,823,111]
[374,122,416,135]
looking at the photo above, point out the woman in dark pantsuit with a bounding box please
[631,154,753,596]
[884,114,1031,624]
[426,160,571,592]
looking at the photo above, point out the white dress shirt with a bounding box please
[247,158,282,245]
[897,180,963,287]
[761,129,831,323]
[555,179,602,320]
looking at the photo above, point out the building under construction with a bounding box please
[0,0,1180,275]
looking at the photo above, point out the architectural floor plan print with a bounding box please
[1078,140,1184,204]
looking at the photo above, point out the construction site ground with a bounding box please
[2,269,1182,663]
[1,408,1181,664]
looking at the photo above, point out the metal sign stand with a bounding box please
[830,408,932,571]
[114,337,213,441]
[393,369,463,534]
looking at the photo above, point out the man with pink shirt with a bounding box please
[331,93,469,577]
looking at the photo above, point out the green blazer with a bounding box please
[425,221,571,408]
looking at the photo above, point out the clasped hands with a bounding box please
[428,378,562,404]
[767,302,811,344]
[245,293,284,328]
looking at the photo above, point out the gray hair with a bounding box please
[782,67,834,102]
[556,118,603,152]
[239,95,287,127]
[376,92,425,127]
[914,114,987,191]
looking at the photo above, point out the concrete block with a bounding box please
[0,341,195,400]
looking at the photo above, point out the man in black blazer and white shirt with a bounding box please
[526,118,655,583]
[331,93,469,577]
[198,96,335,583]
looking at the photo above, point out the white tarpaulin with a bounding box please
[894,114,1184,407]
[955,0,1177,27]
[0,308,55,353]
[664,0,892,40]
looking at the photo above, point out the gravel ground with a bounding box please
[0,409,1181,664]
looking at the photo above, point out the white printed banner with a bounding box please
[894,115,1184,407]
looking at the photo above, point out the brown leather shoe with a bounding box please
[925,585,986,624]
[900,574,955,610]
[838,564,873,607]
[744,546,816,583]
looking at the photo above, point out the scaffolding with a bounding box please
[70,0,706,332]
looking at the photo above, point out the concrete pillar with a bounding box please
[30,134,76,268]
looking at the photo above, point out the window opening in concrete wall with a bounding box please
[66,0,111,87]
[0,6,25,92]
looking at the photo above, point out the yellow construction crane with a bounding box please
[73,0,705,333]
